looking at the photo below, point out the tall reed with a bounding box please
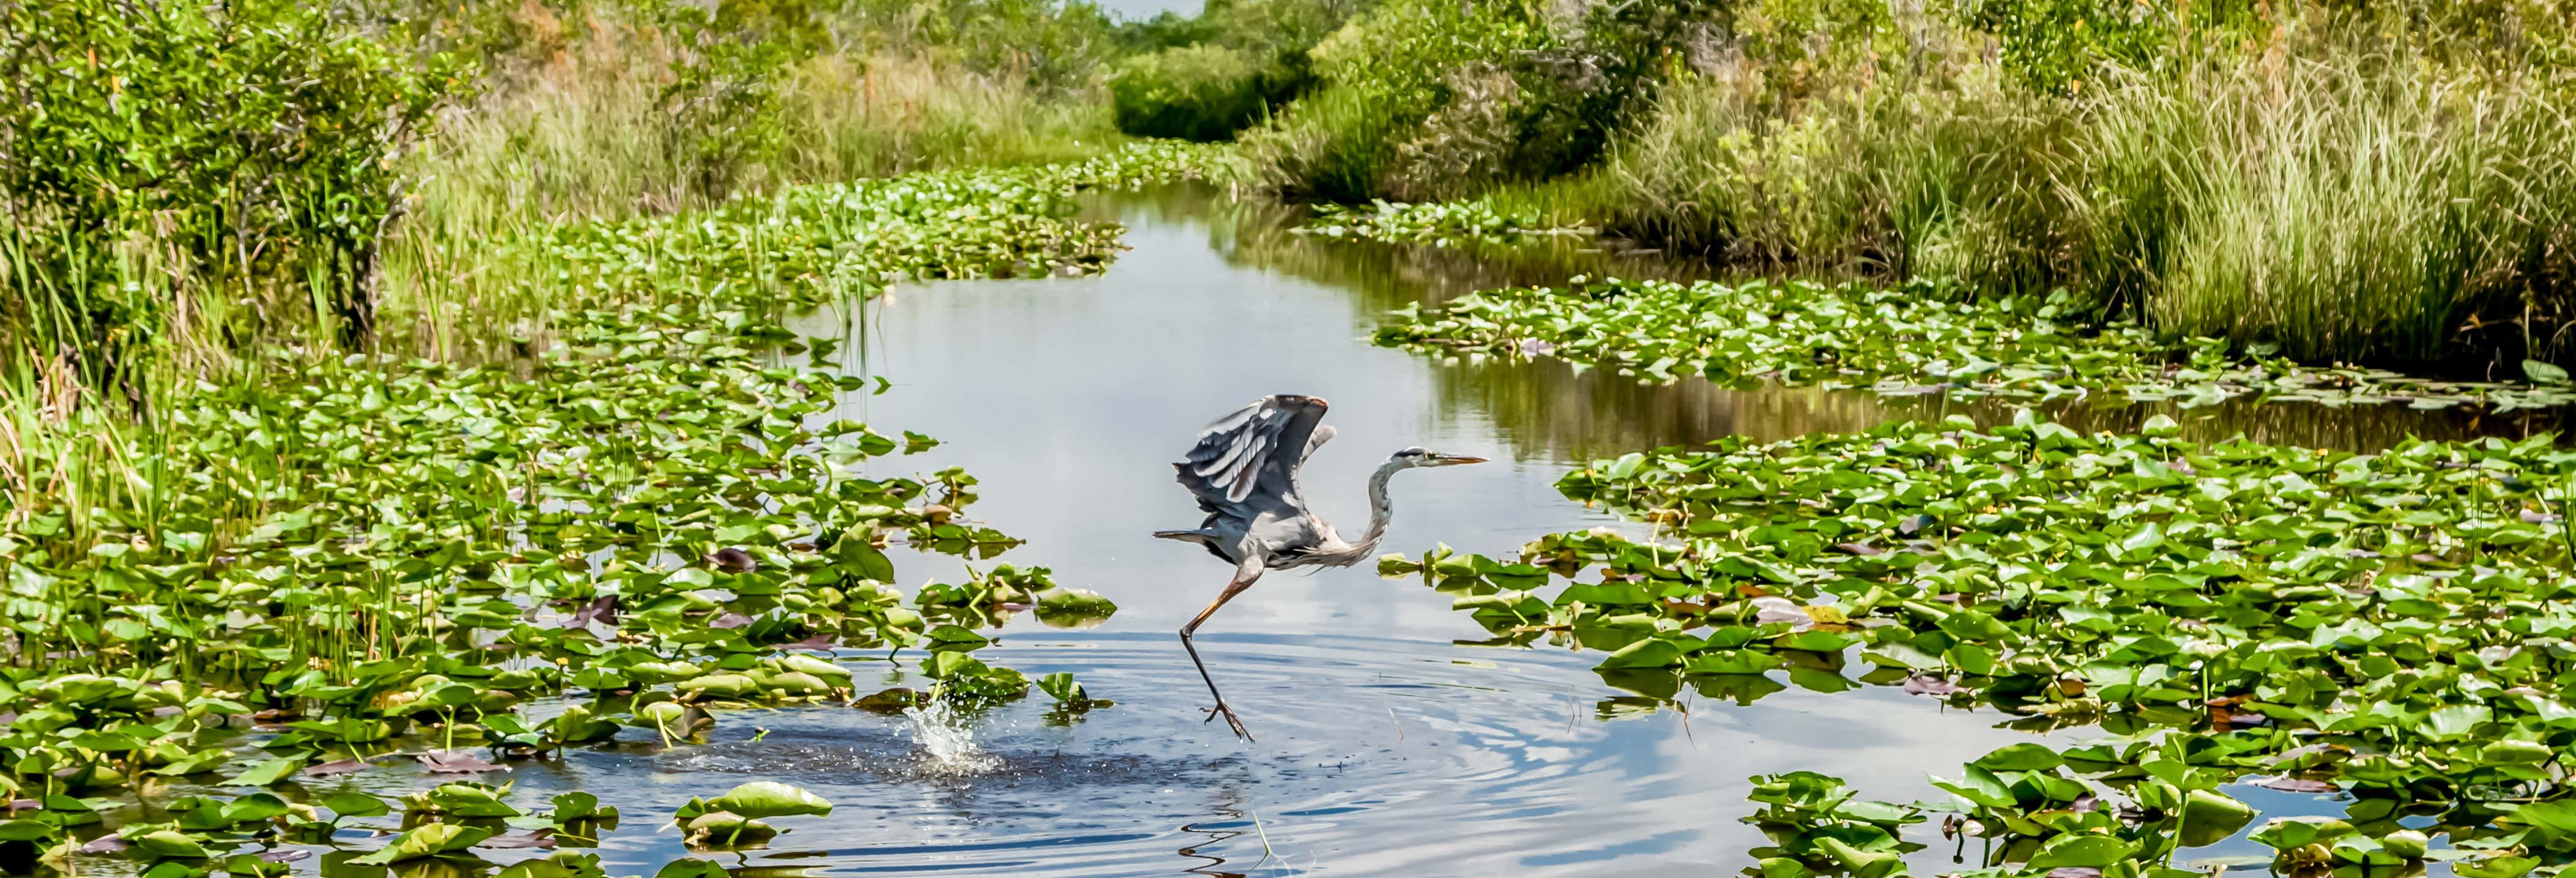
[1586,34,2576,368]
[382,14,1118,362]
[2091,57,2576,365]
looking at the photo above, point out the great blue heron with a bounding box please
[1154,394,1487,740]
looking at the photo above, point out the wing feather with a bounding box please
[1173,395,1329,520]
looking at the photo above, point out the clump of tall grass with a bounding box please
[1586,26,2576,369]
[382,10,1120,362]
[1593,65,2073,286]
[2089,56,2576,365]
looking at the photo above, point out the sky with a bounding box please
[1097,0,1201,20]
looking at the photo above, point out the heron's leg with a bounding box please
[1179,560,1262,742]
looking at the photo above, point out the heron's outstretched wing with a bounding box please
[1175,395,1329,521]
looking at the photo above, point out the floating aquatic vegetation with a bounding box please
[1376,277,2576,412]
[0,150,1193,869]
[1387,413,2576,876]
[674,781,833,849]
[1297,198,1593,247]
[536,141,1236,311]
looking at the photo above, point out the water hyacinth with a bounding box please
[1376,277,2576,412]
[1387,413,2576,877]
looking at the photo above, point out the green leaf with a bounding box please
[2509,800,2576,834]
[1970,743,2064,772]
[657,860,730,878]
[696,781,833,819]
[2179,789,2257,847]
[131,829,213,860]
[1598,636,1688,669]
[1034,587,1119,627]
[228,756,304,787]
[322,792,390,820]
[2026,833,2139,870]
[1036,672,1086,703]
[349,823,495,865]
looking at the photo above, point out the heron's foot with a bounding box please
[1203,701,1253,742]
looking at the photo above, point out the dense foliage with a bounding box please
[1239,0,2576,371]
[1378,277,2576,411]
[0,146,1211,871]
[0,0,453,371]
[1104,0,1359,141]
[1242,0,1723,201]
[1109,45,1269,141]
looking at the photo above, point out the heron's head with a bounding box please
[1390,446,1488,468]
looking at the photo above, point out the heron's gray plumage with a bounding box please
[1156,394,1485,741]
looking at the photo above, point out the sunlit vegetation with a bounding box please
[1242,0,2576,373]
[1387,413,2576,877]
[1296,198,1593,247]
[0,122,1206,867]
[1378,277,2576,412]
[7,0,2576,870]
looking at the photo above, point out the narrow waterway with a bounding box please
[136,184,2516,878]
[488,184,2529,876]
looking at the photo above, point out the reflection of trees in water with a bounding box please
[2043,396,2568,452]
[1419,358,1934,461]
[1093,186,2569,461]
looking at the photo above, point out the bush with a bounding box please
[1110,0,1368,142]
[841,0,1123,93]
[1242,0,1557,200]
[0,0,450,369]
[653,0,833,197]
[1110,45,1268,141]
[1243,0,1728,201]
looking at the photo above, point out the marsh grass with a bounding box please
[385,21,1120,362]
[4,4,1138,564]
[1583,39,2576,370]
[2098,58,2576,366]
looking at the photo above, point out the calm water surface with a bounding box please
[267,187,2543,877]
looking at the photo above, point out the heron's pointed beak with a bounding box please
[1431,453,1488,466]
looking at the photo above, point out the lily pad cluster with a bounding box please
[1297,198,1593,247]
[1386,413,2576,877]
[0,151,1200,871]
[536,141,1236,310]
[1375,277,2576,412]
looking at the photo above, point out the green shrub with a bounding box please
[651,0,833,197]
[0,0,451,370]
[841,0,1122,92]
[1244,0,1727,201]
[1110,45,1268,141]
[1241,0,1556,200]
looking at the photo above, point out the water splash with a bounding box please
[900,696,999,774]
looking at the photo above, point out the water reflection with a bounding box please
[718,185,2543,877]
[1117,184,2567,456]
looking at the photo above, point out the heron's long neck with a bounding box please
[1348,459,1406,556]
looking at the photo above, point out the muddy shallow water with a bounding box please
[188,185,2533,877]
